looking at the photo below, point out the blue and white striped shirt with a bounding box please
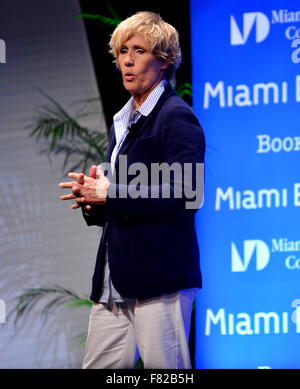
[99,79,167,304]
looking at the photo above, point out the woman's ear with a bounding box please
[160,61,170,70]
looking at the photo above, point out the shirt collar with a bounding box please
[113,79,167,121]
[138,79,167,116]
[113,97,135,123]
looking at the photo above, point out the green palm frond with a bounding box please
[65,299,93,308]
[28,89,108,173]
[75,3,122,27]
[73,331,88,347]
[76,13,121,26]
[176,82,192,99]
[8,285,145,368]
[8,285,92,326]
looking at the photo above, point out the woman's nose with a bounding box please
[124,52,134,66]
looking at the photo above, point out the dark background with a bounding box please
[78,0,195,367]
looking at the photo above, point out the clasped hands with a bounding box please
[59,165,110,210]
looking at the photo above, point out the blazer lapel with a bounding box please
[113,83,176,171]
[115,114,148,158]
[105,126,116,163]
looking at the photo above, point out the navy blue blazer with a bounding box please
[83,82,205,301]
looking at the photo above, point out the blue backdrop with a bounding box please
[191,0,300,368]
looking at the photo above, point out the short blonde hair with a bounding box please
[109,11,182,84]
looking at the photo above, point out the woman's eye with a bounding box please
[137,49,145,54]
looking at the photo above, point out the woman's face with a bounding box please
[117,34,168,107]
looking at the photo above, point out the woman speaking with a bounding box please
[59,11,205,369]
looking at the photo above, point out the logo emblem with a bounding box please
[230,12,270,45]
[231,240,270,272]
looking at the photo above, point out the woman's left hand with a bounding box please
[59,165,110,209]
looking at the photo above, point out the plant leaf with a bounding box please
[27,89,108,173]
[75,13,120,26]
[8,286,91,326]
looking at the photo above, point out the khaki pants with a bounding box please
[82,288,198,369]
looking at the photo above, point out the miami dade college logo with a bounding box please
[231,239,270,272]
[230,12,270,45]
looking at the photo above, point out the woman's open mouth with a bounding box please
[124,73,135,81]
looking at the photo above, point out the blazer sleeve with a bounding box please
[105,104,205,219]
[81,204,106,227]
